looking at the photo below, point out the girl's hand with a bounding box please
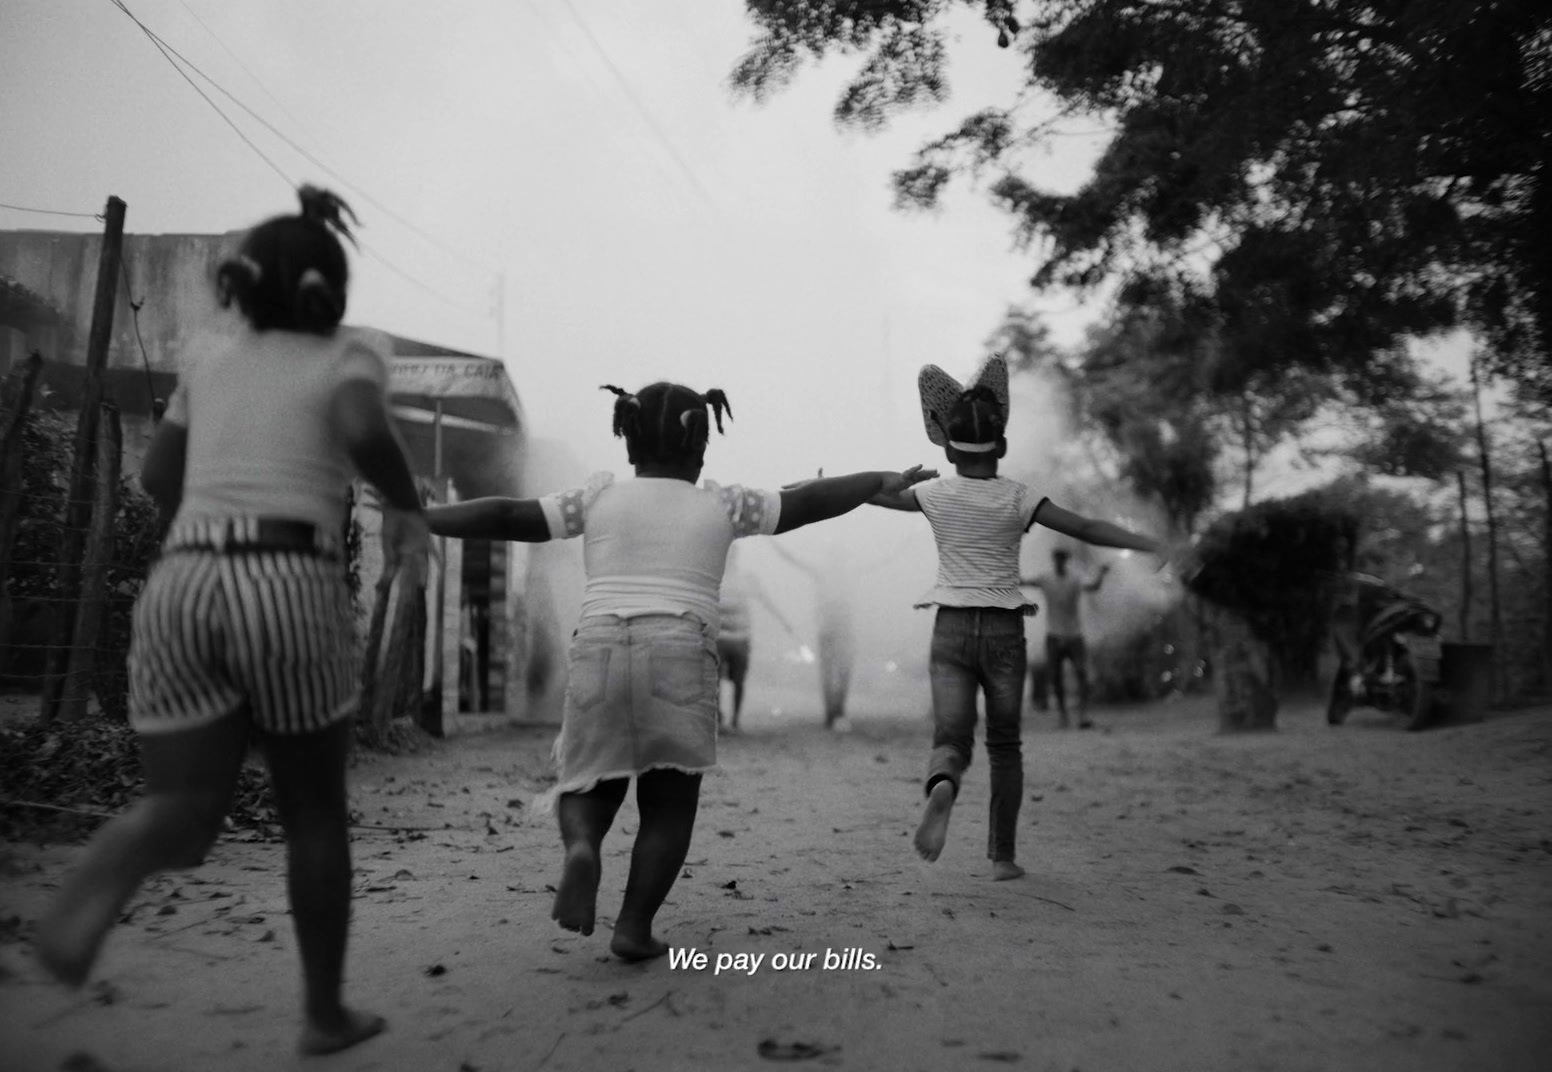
[382,508,431,586]
[879,465,936,496]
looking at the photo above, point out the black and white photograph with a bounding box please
[1,2,1549,1070]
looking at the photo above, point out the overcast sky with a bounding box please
[1,0,1120,489]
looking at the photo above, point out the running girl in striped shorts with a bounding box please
[36,187,428,1057]
[426,381,934,960]
[870,358,1162,880]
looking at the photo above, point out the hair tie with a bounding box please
[298,267,329,291]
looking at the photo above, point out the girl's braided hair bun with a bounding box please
[600,382,733,464]
[217,185,357,336]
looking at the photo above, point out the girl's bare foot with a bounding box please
[35,900,112,988]
[552,846,601,935]
[610,928,669,962]
[299,1007,386,1056]
[913,780,955,862]
[992,860,1025,881]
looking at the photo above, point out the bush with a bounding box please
[1,409,163,714]
[1186,489,1359,685]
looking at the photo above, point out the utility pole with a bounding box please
[41,195,126,721]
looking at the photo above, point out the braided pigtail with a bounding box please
[600,384,641,441]
[297,185,359,247]
[702,388,732,433]
[292,186,356,332]
[679,407,709,449]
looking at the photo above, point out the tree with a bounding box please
[733,0,1552,401]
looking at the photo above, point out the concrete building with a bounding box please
[0,227,571,725]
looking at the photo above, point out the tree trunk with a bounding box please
[1540,440,1551,693]
[1241,395,1255,511]
[1456,469,1472,641]
[357,562,398,747]
[1470,355,1501,701]
[1210,606,1278,732]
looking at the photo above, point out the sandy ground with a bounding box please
[2,669,1550,1072]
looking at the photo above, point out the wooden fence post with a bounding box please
[58,403,121,722]
[358,562,399,747]
[41,196,126,722]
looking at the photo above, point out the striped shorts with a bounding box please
[128,546,359,736]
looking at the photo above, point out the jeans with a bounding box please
[926,607,1027,862]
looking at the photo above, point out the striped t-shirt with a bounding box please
[913,475,1047,610]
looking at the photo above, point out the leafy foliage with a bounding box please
[2,410,164,717]
[734,0,1552,401]
[0,717,277,844]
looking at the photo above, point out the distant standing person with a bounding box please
[769,540,857,731]
[1024,549,1110,729]
[717,545,795,732]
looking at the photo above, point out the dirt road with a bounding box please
[2,680,1550,1072]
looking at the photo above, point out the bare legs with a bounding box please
[36,713,248,986]
[35,715,383,1057]
[553,770,702,961]
[729,673,746,732]
[1046,635,1092,728]
[914,778,956,861]
[554,778,628,936]
[260,721,384,1056]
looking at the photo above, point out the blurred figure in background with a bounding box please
[770,541,857,731]
[717,544,796,732]
[1024,548,1110,728]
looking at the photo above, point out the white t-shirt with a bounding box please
[165,326,391,532]
[913,475,1046,610]
[539,474,782,629]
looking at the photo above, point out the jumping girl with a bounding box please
[36,187,428,1056]
[871,358,1161,880]
[425,381,931,959]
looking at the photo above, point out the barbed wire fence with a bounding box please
[0,351,162,724]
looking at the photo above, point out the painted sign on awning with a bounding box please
[390,356,521,429]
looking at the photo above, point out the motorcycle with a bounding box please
[1326,572,1445,731]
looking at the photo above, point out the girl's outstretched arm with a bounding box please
[427,498,552,542]
[1033,501,1162,554]
[867,484,923,512]
[776,466,935,534]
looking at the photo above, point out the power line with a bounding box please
[130,0,497,276]
[552,0,718,209]
[105,0,491,319]
[174,0,313,138]
[108,0,293,189]
[0,202,106,221]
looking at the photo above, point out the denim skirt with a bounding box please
[543,613,720,802]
